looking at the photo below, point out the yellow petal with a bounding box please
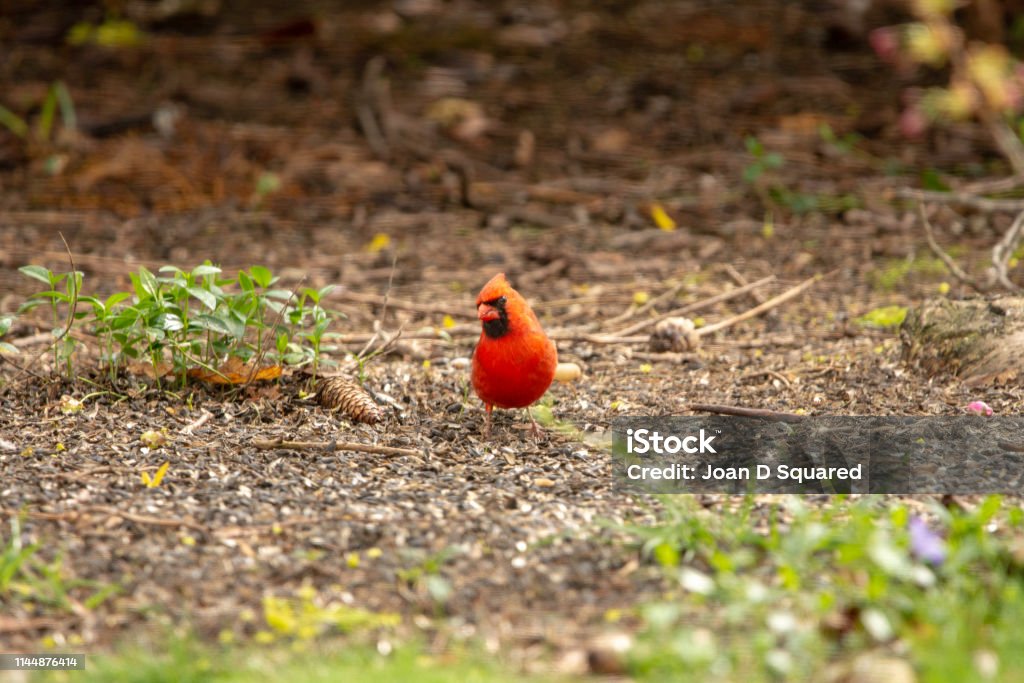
[650,203,676,231]
[366,233,391,253]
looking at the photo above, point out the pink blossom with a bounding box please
[966,400,993,416]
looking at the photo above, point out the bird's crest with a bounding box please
[476,272,514,305]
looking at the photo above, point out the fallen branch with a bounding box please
[607,275,775,338]
[919,203,1023,293]
[990,209,1024,292]
[180,408,213,435]
[251,437,420,457]
[697,273,823,336]
[895,187,1024,212]
[919,203,983,292]
[689,403,807,422]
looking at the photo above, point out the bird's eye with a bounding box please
[486,296,507,308]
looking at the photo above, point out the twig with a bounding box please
[333,290,473,318]
[630,351,700,363]
[722,264,766,303]
[244,275,305,387]
[546,332,647,344]
[918,203,984,292]
[895,188,1024,212]
[738,368,792,387]
[697,273,822,336]
[356,56,392,160]
[990,209,1024,292]
[356,253,397,361]
[983,114,1024,179]
[87,505,207,532]
[10,232,80,383]
[603,278,688,327]
[250,437,419,457]
[180,408,213,435]
[689,403,806,422]
[608,276,775,337]
[960,175,1024,195]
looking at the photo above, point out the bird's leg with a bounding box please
[483,404,493,438]
[527,407,542,439]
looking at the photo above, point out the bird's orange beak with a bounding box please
[478,303,500,322]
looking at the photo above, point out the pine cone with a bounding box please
[316,377,382,424]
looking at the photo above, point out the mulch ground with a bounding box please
[1,0,1023,666]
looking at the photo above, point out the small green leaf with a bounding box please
[856,306,907,329]
[53,81,76,131]
[0,105,28,138]
[192,263,221,278]
[160,313,184,332]
[920,168,950,192]
[302,287,321,305]
[249,265,273,288]
[193,314,232,335]
[37,86,58,141]
[104,291,132,309]
[186,286,218,311]
[237,271,254,293]
[19,265,53,285]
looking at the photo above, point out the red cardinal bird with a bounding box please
[472,273,558,437]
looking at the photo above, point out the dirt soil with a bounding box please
[1,0,1023,667]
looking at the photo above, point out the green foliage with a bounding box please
[818,123,862,156]
[397,546,461,608]
[621,495,1024,682]
[856,305,908,329]
[17,261,344,385]
[66,19,145,48]
[0,81,75,142]
[260,584,399,643]
[0,315,17,356]
[35,637,560,683]
[870,256,949,291]
[742,136,860,215]
[18,264,82,379]
[1,517,118,615]
[742,136,784,184]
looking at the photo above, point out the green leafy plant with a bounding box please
[282,282,342,378]
[0,81,76,143]
[0,517,39,593]
[18,261,344,386]
[621,495,1024,681]
[17,264,82,378]
[1,516,118,614]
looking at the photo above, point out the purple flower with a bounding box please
[909,517,946,566]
